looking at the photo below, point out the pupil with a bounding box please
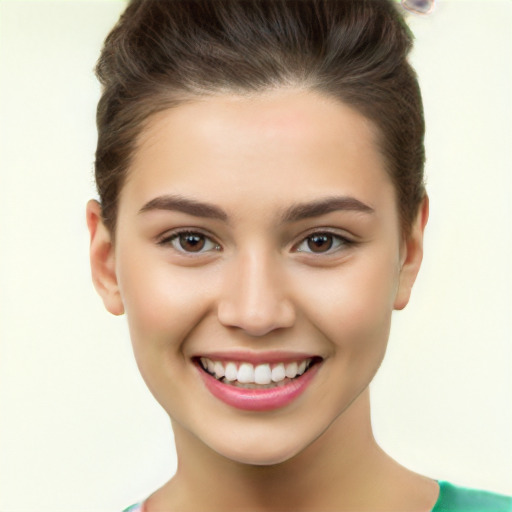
[179,234,205,252]
[307,234,333,253]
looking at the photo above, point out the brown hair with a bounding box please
[95,0,425,236]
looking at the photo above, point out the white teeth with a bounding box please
[237,363,254,383]
[271,363,286,383]
[199,357,314,385]
[285,362,298,379]
[213,361,225,379]
[224,362,238,381]
[254,364,272,385]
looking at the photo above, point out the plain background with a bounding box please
[0,1,510,510]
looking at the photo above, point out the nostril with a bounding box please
[217,301,295,336]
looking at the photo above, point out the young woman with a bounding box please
[86,1,512,510]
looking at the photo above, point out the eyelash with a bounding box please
[157,229,354,256]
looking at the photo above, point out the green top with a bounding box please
[432,481,512,512]
[123,481,512,512]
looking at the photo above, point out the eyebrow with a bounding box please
[139,194,228,221]
[280,196,374,223]
[138,194,374,222]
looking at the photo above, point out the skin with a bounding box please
[87,89,435,511]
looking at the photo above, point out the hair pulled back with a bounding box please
[95,0,425,236]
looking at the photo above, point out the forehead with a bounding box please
[121,89,394,218]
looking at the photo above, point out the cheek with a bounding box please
[295,250,400,352]
[115,251,221,410]
[296,252,400,414]
[116,250,215,355]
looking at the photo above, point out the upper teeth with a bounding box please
[199,357,312,384]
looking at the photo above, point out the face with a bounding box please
[88,89,426,465]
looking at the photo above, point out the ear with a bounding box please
[394,196,429,310]
[86,199,124,316]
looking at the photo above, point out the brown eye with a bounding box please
[306,234,333,253]
[159,231,220,254]
[178,233,206,252]
[294,232,351,255]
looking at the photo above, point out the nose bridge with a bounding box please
[217,246,295,336]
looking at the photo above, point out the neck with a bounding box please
[149,390,423,512]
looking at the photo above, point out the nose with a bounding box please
[217,250,296,336]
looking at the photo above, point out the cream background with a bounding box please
[0,1,510,510]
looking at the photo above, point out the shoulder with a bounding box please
[432,481,512,512]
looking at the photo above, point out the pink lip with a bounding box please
[196,360,321,412]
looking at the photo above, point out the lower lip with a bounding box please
[197,362,321,412]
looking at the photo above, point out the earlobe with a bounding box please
[394,196,429,311]
[86,199,125,316]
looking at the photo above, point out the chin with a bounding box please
[204,427,316,467]
[219,444,302,467]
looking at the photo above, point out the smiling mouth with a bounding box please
[196,356,322,389]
